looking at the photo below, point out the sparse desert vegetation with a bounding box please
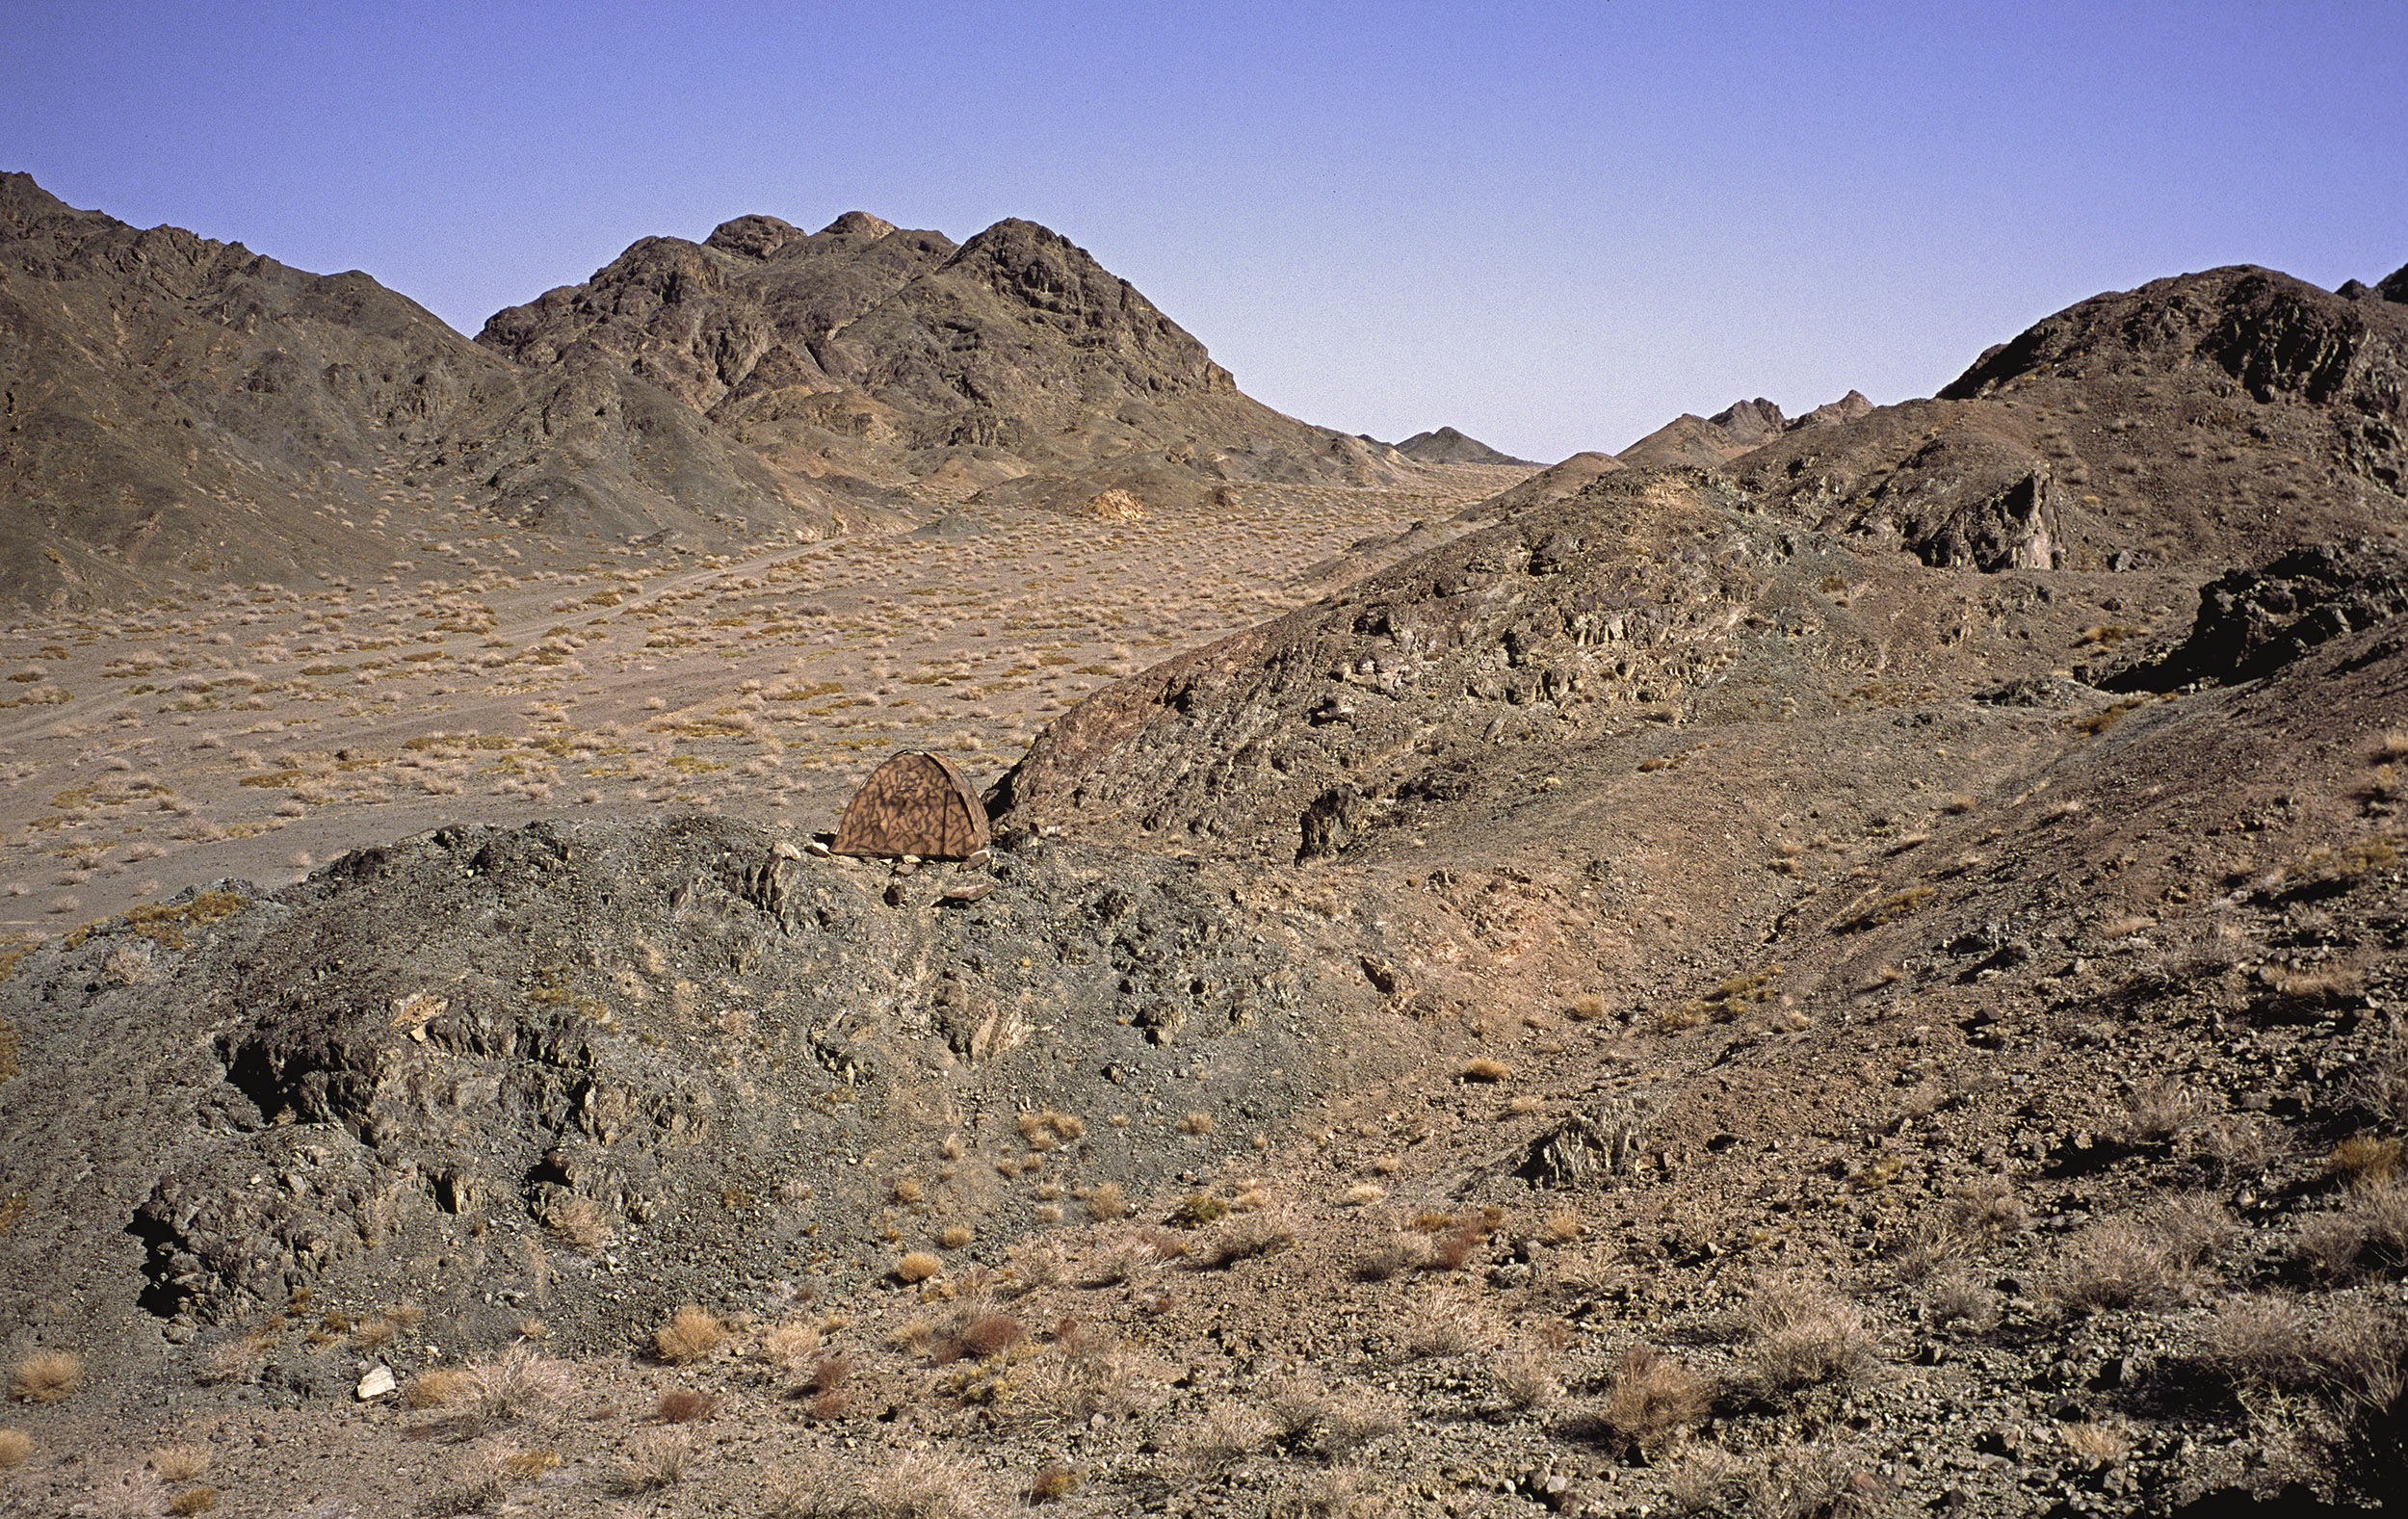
[3,160,2408,1519]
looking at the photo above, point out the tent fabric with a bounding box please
[832,751,990,859]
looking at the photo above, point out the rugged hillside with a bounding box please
[0,173,881,610]
[0,815,1463,1367]
[480,212,1415,510]
[0,174,1434,612]
[968,262,2408,1506]
[1734,266,2408,575]
[4,251,2408,1516]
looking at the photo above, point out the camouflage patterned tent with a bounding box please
[832,751,989,859]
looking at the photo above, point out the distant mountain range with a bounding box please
[0,174,1431,607]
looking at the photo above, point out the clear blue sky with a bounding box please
[5,1,2402,462]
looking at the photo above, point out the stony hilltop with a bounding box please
[2,209,2408,1517]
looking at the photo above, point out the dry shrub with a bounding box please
[1086,1181,1129,1221]
[1191,1215,1294,1270]
[654,1388,718,1424]
[2299,1177,2408,1278]
[1664,1446,1753,1513]
[1358,1231,1434,1281]
[1946,1174,2028,1244]
[149,1444,211,1481]
[1176,1400,1275,1477]
[168,1487,221,1516]
[2204,1291,2408,1427]
[2202,1293,2317,1387]
[1919,1266,2000,1331]
[1400,1293,1501,1359]
[1747,1279,1876,1392]
[461,1346,578,1422]
[1178,1110,1215,1136]
[1281,1465,1391,1519]
[0,1427,28,1468]
[1017,1110,1083,1150]
[1459,1058,1510,1084]
[404,1365,478,1409]
[10,1350,80,1403]
[1565,994,1611,1022]
[1749,1444,1882,1519]
[1027,1464,1078,1503]
[895,1250,944,1284]
[1489,1347,1561,1412]
[73,1463,164,1517]
[2333,1135,2404,1187]
[195,1336,264,1386]
[937,1223,976,1248]
[1008,1333,1162,1425]
[2050,1195,2232,1311]
[863,1448,991,1519]
[2060,1420,2132,1470]
[612,1428,691,1493]
[2111,1078,2201,1145]
[1266,1377,1408,1467]
[654,1303,729,1364]
[759,1318,822,1373]
[2349,1013,2408,1126]
[1602,1344,1711,1450]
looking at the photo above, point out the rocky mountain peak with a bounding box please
[1707,396,1788,445]
[703,213,804,259]
[821,210,898,239]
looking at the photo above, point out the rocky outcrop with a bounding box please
[2107,538,2408,690]
[0,816,1410,1355]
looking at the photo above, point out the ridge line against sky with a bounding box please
[5,0,2402,463]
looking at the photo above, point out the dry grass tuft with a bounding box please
[1176,1400,1276,1477]
[1746,1279,1877,1392]
[1489,1346,1562,1412]
[1085,1181,1129,1221]
[404,1366,478,1409]
[612,1428,691,1493]
[1178,1110,1215,1136]
[895,1250,944,1284]
[1458,1057,1511,1084]
[1017,1110,1084,1150]
[10,1349,80,1403]
[653,1304,729,1364]
[440,1346,579,1424]
[1601,1344,1711,1450]
[168,1486,221,1516]
[0,1427,28,1468]
[2060,1420,2132,1470]
[2298,1176,2408,1279]
[2333,1135,2403,1187]
[148,1444,211,1481]
[1920,1265,2000,1331]
[862,1448,991,1518]
[195,1335,265,1386]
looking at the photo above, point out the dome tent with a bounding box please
[832,750,989,859]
